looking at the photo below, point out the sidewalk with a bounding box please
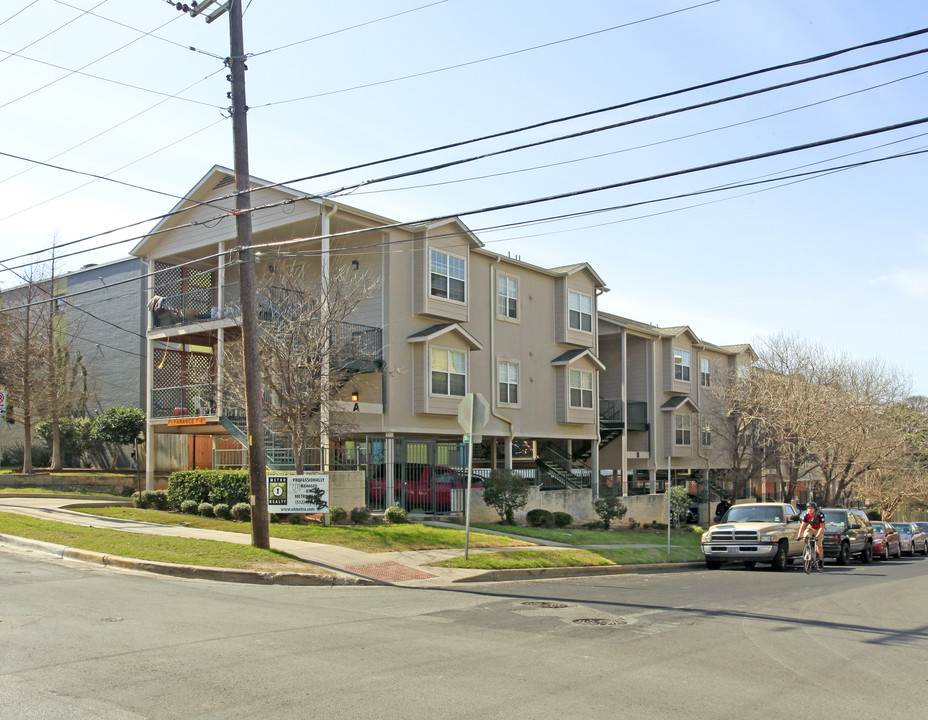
[0,495,699,586]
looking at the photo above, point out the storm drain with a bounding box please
[572,617,626,626]
[521,601,569,609]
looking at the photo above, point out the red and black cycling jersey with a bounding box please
[800,510,826,530]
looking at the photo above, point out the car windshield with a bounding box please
[723,506,784,523]
[893,524,910,534]
[823,511,847,529]
[872,523,885,532]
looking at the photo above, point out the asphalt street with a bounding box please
[2,544,925,719]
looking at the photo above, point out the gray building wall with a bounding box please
[64,257,147,413]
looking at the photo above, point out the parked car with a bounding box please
[701,503,803,571]
[870,521,902,560]
[889,522,928,556]
[821,508,873,564]
[368,465,480,512]
[913,522,928,539]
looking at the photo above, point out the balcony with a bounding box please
[152,383,217,420]
[149,282,241,330]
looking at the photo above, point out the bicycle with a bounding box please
[802,534,823,574]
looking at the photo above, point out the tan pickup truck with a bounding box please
[701,502,803,571]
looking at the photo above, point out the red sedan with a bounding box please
[871,521,902,560]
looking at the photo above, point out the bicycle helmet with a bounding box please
[807,501,817,509]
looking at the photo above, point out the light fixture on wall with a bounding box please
[351,391,359,402]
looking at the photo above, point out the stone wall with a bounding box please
[0,473,138,496]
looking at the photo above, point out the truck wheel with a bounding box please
[836,542,850,566]
[859,542,872,564]
[743,561,756,569]
[705,559,722,570]
[771,542,788,571]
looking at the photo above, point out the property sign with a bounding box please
[267,474,329,513]
[0,390,6,417]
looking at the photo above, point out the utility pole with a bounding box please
[171,0,269,548]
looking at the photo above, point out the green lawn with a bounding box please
[0,512,324,573]
[430,545,704,570]
[466,522,704,547]
[0,487,129,497]
[71,506,535,552]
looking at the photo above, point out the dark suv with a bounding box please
[821,508,873,564]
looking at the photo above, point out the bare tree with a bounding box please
[0,267,51,474]
[221,260,381,473]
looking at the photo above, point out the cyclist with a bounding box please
[797,501,826,568]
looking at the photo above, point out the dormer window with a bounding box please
[568,291,592,332]
[674,348,691,382]
[430,249,466,303]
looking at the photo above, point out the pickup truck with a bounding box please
[701,503,803,571]
[368,465,481,512]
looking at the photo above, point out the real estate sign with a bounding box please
[267,474,329,513]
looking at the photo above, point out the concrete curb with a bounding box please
[454,562,704,583]
[0,533,375,586]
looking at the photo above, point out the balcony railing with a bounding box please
[599,399,649,431]
[152,383,217,419]
[150,282,241,329]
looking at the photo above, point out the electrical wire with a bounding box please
[339,66,928,198]
[316,45,928,199]
[253,1,721,107]
[0,66,227,190]
[52,0,226,60]
[3,125,926,312]
[0,0,108,68]
[0,48,225,109]
[3,26,924,267]
[0,1,39,28]
[0,116,230,223]
[250,0,449,57]
[241,26,928,196]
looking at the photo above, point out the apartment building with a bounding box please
[131,166,608,502]
[596,312,756,510]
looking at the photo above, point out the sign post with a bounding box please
[457,392,489,559]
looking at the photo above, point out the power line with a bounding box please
[52,0,226,59]
[316,45,928,199]
[4,26,924,267]
[243,26,928,195]
[0,66,226,190]
[340,66,928,199]
[4,125,925,314]
[254,1,721,107]
[0,48,224,108]
[0,1,39,29]
[0,0,107,68]
[250,0,449,57]
[0,116,229,223]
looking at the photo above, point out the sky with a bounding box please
[1,0,927,394]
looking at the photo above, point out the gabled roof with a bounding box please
[407,323,483,350]
[551,348,606,371]
[599,311,753,356]
[413,217,484,249]
[660,395,699,412]
[547,262,607,289]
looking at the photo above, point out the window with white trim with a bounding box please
[430,249,466,303]
[675,413,692,446]
[700,357,711,387]
[568,290,592,332]
[430,348,466,396]
[498,361,519,404]
[674,348,691,382]
[497,275,518,319]
[738,364,751,380]
[569,368,594,409]
[700,417,711,446]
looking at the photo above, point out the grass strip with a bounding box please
[430,545,703,570]
[0,512,324,573]
[0,487,127,497]
[71,507,534,552]
[466,522,703,547]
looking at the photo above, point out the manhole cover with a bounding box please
[572,617,626,626]
[521,601,569,609]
